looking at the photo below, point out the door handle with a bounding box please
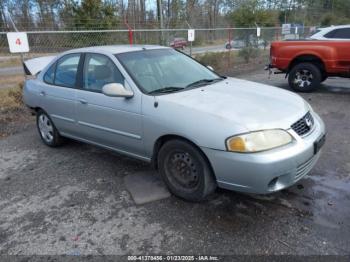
[78,98,88,105]
[39,91,46,96]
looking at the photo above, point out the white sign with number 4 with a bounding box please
[7,32,30,53]
[188,29,195,42]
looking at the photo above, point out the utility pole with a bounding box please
[157,0,164,45]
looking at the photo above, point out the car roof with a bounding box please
[63,45,170,55]
[310,25,350,39]
[320,25,350,32]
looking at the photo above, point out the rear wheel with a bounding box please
[158,139,216,202]
[225,43,232,49]
[288,62,322,92]
[36,110,63,147]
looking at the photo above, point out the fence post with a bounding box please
[124,17,133,45]
[275,24,280,41]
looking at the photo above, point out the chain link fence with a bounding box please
[0,27,315,55]
[0,27,316,77]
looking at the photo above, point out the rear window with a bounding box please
[43,63,56,84]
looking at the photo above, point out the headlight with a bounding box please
[226,129,293,153]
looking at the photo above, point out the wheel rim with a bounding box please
[38,114,54,143]
[294,69,313,89]
[165,150,200,190]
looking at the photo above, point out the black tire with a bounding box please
[225,43,232,50]
[158,139,216,202]
[288,62,322,92]
[36,110,63,147]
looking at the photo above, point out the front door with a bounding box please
[75,53,144,158]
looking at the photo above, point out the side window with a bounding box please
[44,62,56,84]
[333,28,350,39]
[325,28,350,39]
[54,54,80,88]
[83,53,124,92]
[324,30,336,38]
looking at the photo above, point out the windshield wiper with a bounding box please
[148,86,184,95]
[186,77,224,88]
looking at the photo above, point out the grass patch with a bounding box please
[0,75,24,89]
[195,51,238,74]
[0,84,23,110]
[195,49,269,75]
[0,57,21,68]
[0,82,30,138]
[238,47,260,63]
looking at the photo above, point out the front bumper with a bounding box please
[201,112,326,194]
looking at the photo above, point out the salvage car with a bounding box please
[225,38,265,49]
[309,25,350,41]
[169,37,187,49]
[267,40,350,92]
[23,45,326,201]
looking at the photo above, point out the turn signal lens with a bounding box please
[227,137,246,152]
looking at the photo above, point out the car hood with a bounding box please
[157,77,309,131]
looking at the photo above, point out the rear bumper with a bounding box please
[201,112,326,194]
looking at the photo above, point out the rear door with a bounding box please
[39,53,81,136]
[75,53,144,158]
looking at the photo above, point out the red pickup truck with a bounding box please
[268,40,350,92]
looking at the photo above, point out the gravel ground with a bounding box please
[0,69,349,257]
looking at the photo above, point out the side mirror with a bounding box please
[207,65,214,71]
[102,83,134,98]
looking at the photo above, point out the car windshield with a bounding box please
[116,49,222,94]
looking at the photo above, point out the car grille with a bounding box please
[291,112,314,136]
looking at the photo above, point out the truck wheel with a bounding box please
[288,63,322,92]
[158,139,216,202]
[225,43,232,49]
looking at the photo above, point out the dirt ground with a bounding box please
[0,69,349,257]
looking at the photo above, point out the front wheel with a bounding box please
[36,110,63,147]
[288,62,322,92]
[158,139,216,202]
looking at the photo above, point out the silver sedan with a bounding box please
[23,45,326,201]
